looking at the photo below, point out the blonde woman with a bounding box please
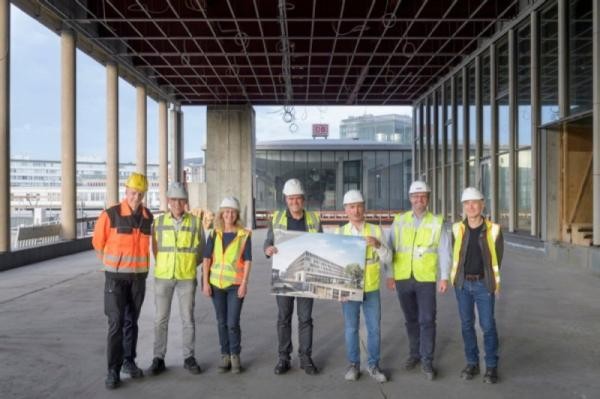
[202,197,252,374]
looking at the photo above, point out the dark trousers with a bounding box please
[211,284,244,355]
[104,274,146,371]
[395,278,437,364]
[276,295,314,362]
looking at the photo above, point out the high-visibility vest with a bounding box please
[391,211,443,282]
[92,200,153,273]
[335,222,383,293]
[153,213,202,280]
[209,228,251,289]
[271,210,321,232]
[451,219,501,293]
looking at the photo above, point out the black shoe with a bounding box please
[300,358,319,375]
[184,357,202,374]
[148,357,166,375]
[122,359,144,378]
[404,357,420,370]
[274,359,291,375]
[483,367,498,384]
[105,369,121,390]
[460,364,480,380]
[421,363,437,381]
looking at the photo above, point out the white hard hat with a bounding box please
[282,178,305,196]
[166,182,188,200]
[409,180,431,194]
[343,189,365,205]
[219,196,240,210]
[461,187,485,202]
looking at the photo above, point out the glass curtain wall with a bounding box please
[496,36,510,228]
[517,23,532,231]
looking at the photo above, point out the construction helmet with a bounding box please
[166,182,188,200]
[408,180,431,194]
[125,172,148,192]
[343,189,365,205]
[461,187,485,202]
[219,196,240,211]
[282,178,305,196]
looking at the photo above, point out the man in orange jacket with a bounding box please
[92,173,154,389]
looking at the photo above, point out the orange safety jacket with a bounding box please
[92,200,154,274]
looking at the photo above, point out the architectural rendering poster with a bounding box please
[271,229,367,302]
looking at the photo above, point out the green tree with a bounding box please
[344,263,364,288]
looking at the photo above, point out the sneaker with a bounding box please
[421,363,437,381]
[404,357,420,370]
[367,365,388,383]
[230,354,241,374]
[274,359,291,375]
[184,357,202,375]
[105,369,121,390]
[483,367,498,384]
[217,354,231,373]
[122,359,144,378]
[460,364,480,380]
[148,357,166,375]
[300,357,319,375]
[344,363,360,381]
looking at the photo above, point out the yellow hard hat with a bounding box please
[125,172,148,192]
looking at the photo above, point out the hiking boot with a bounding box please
[460,364,480,380]
[122,359,144,378]
[148,357,166,375]
[300,357,319,375]
[367,365,388,383]
[105,369,121,389]
[404,357,420,370]
[421,363,437,381]
[483,367,498,384]
[344,363,360,381]
[184,357,202,374]
[230,354,241,374]
[217,354,231,373]
[274,359,290,375]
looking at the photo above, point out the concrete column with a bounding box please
[490,44,498,222]
[106,63,119,207]
[475,55,482,187]
[558,0,568,118]
[508,28,517,233]
[424,96,430,179]
[593,0,600,245]
[462,67,469,189]
[451,76,457,221]
[206,105,255,228]
[531,10,540,237]
[441,83,447,217]
[0,0,9,252]
[432,91,439,213]
[158,100,168,211]
[170,104,183,183]
[136,85,147,175]
[60,29,76,240]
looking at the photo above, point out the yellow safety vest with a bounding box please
[451,220,501,293]
[271,210,321,232]
[335,222,383,293]
[209,228,251,289]
[153,213,202,280]
[392,211,443,282]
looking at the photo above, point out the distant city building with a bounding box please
[339,114,412,144]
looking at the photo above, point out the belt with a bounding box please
[464,274,484,282]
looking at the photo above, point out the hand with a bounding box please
[386,277,396,291]
[438,279,448,294]
[265,246,278,257]
[237,282,247,298]
[202,282,212,297]
[365,236,381,249]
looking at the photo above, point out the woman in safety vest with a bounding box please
[202,196,252,374]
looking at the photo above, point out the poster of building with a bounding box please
[270,230,366,302]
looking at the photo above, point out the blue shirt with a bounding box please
[203,231,252,262]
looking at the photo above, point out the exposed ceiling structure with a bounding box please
[34,0,521,105]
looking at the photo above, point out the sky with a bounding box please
[9,5,411,163]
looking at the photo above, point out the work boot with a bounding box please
[344,363,360,381]
[230,354,241,374]
[217,354,231,373]
[367,365,388,383]
[148,357,166,375]
[300,357,319,375]
[404,357,420,370]
[122,359,144,378]
[274,359,291,375]
[483,367,498,384]
[105,369,121,390]
[184,357,202,375]
[460,364,480,380]
[421,362,437,381]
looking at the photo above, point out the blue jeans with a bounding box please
[211,284,244,355]
[341,290,381,368]
[455,280,499,368]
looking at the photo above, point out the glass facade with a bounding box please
[540,3,559,124]
[568,0,593,115]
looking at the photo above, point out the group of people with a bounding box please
[92,173,503,390]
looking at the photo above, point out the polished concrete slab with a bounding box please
[0,229,599,399]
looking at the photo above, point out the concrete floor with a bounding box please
[1,228,599,399]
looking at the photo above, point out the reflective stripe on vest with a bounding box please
[451,220,501,293]
[335,222,383,293]
[392,211,443,282]
[209,229,251,289]
[271,210,321,232]
[153,213,201,280]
